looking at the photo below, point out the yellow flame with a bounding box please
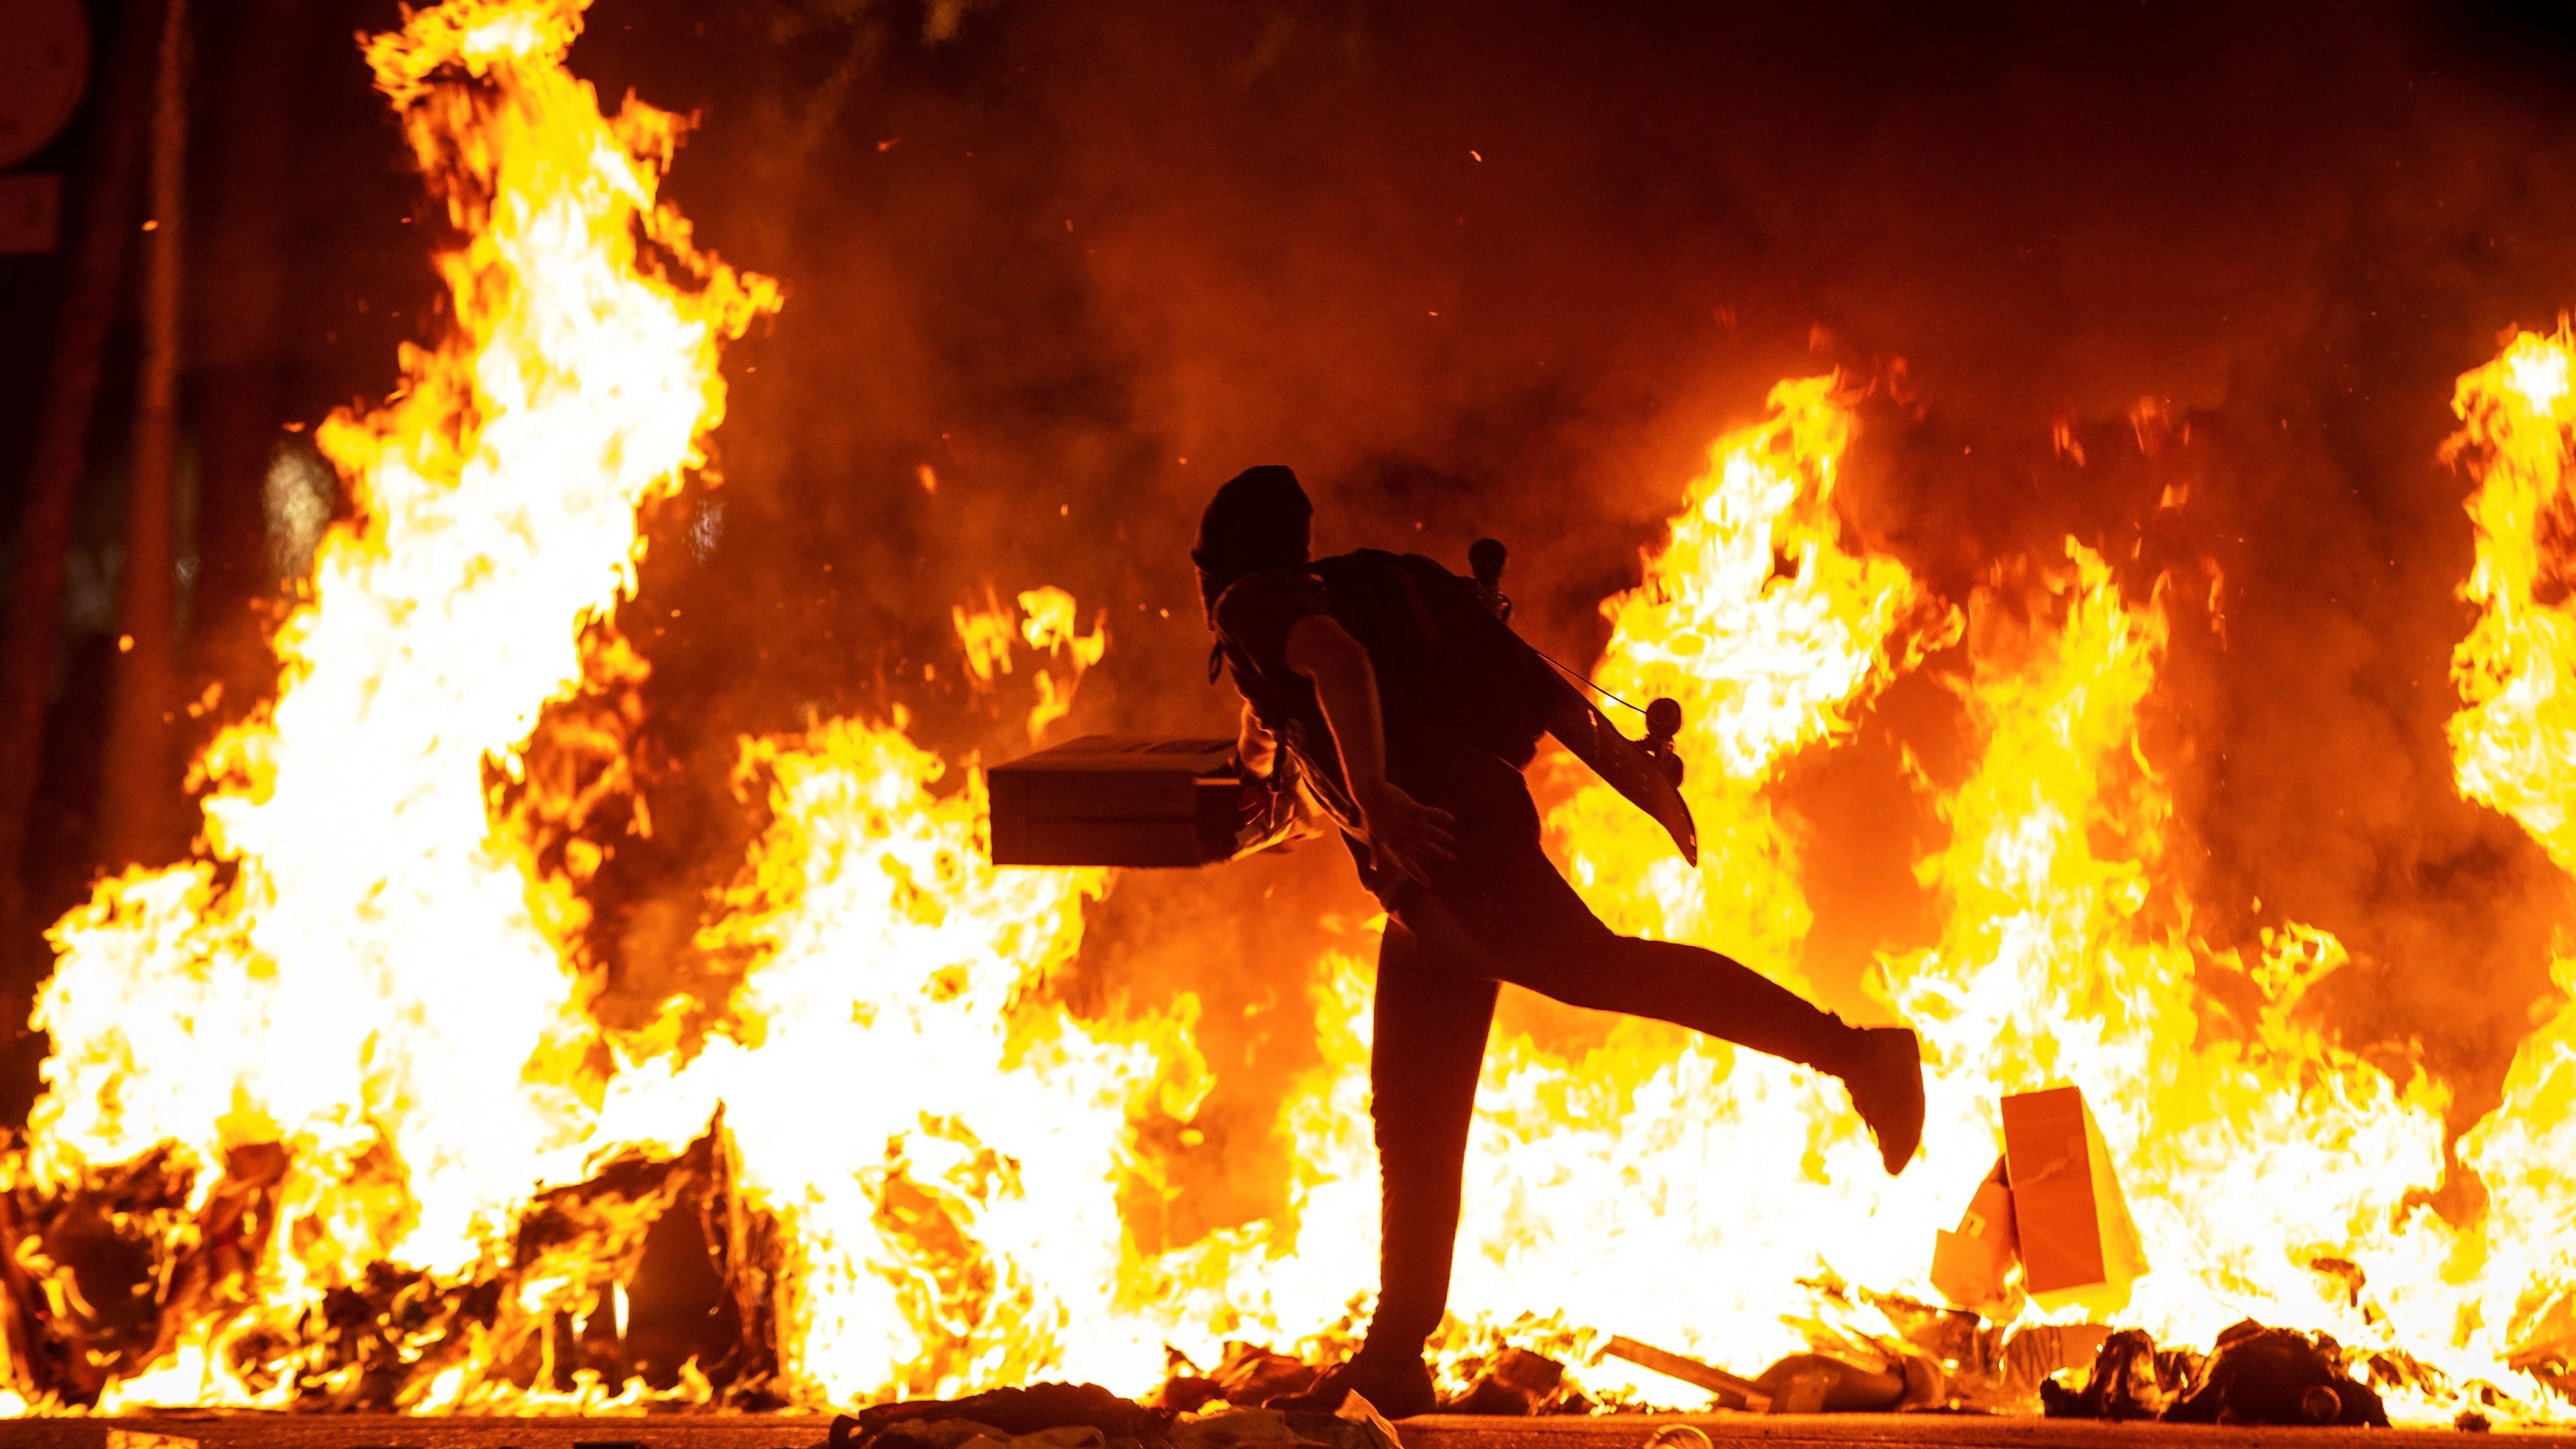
[1500,479,2478,1415]
[953,590,1019,687]
[1463,391,2535,1418]
[1545,375,1954,981]
[2450,325,2576,872]
[1884,548,2457,1394]
[951,586,1106,740]
[9,0,2576,1423]
[1016,587,1106,742]
[617,713,1185,1401]
[2446,322,2576,1406]
[17,0,772,1408]
[2457,954,2576,1374]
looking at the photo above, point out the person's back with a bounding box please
[1212,547,1552,858]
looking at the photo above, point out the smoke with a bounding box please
[244,0,2576,1208]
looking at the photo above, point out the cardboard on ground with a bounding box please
[1930,1157,2019,1316]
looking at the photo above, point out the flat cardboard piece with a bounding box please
[1930,1156,2020,1314]
[1999,1084,2146,1313]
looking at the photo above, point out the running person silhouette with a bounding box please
[1194,466,1926,1418]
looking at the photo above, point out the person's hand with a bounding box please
[1351,778,1457,886]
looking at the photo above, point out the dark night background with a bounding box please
[9,0,2576,1220]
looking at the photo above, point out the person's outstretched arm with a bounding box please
[1284,614,1456,883]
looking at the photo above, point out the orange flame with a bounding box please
[13,0,773,1410]
[954,587,1108,742]
[2449,327,2576,872]
[630,713,1166,1401]
[5,0,2576,1426]
[1545,375,1954,978]
[2446,324,2576,1406]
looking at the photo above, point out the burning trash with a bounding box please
[1154,1345,1332,1415]
[2043,1322,2393,1429]
[1443,1347,1574,1417]
[2036,1328,2193,1422]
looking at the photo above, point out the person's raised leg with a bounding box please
[1420,840,1924,1174]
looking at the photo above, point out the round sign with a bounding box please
[0,0,91,171]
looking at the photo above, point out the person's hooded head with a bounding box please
[1192,465,1312,620]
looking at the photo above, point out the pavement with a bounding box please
[0,1418,832,1448]
[1395,1414,2576,1449]
[0,1414,2569,1449]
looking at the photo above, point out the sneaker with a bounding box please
[1844,1025,1925,1175]
[1265,1352,1438,1420]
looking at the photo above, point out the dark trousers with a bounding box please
[1355,789,1860,1360]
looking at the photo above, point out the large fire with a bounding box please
[2,0,2572,1426]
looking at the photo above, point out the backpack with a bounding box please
[1214,546,1699,863]
[1302,549,1556,767]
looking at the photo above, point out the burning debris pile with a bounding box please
[2042,1323,2390,1428]
[1,0,2575,1430]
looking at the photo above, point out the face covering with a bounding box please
[1192,464,1313,620]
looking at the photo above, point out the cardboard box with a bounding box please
[2000,1084,2146,1313]
[988,736,1250,867]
